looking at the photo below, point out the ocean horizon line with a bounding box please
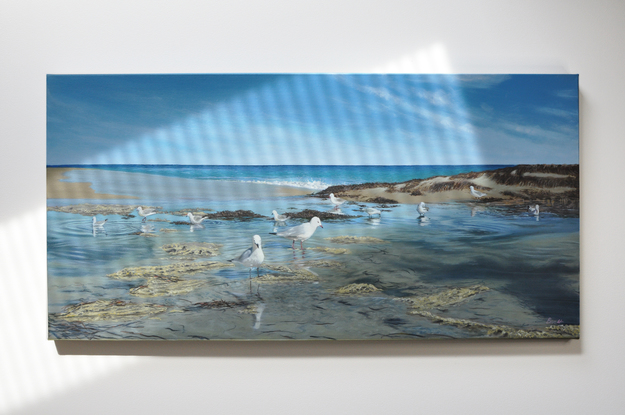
[47,163,530,168]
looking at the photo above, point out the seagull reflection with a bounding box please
[368,217,381,226]
[140,223,155,233]
[471,205,485,217]
[417,216,430,226]
[190,224,204,232]
[253,303,266,330]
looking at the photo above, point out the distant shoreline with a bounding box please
[315,164,579,206]
[47,167,138,200]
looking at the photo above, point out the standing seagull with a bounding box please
[271,210,290,222]
[469,186,487,198]
[92,216,107,227]
[528,205,540,216]
[272,216,323,249]
[230,235,265,279]
[187,212,206,225]
[365,207,381,218]
[417,202,429,216]
[329,193,346,209]
[136,206,157,222]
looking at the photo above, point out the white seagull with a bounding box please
[187,212,206,225]
[230,235,265,278]
[417,202,429,216]
[92,216,107,227]
[469,186,487,198]
[136,206,157,222]
[272,216,323,249]
[329,193,346,208]
[528,205,540,216]
[365,207,381,218]
[271,210,290,222]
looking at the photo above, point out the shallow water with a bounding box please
[47,168,579,340]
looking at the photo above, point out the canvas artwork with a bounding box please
[47,74,580,340]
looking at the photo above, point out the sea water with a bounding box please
[47,165,580,340]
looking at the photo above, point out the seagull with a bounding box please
[230,235,265,279]
[417,202,429,216]
[469,186,487,198]
[92,216,107,227]
[329,193,346,209]
[136,206,157,222]
[365,207,381,218]
[272,216,323,249]
[271,210,290,222]
[187,212,206,225]
[528,205,540,216]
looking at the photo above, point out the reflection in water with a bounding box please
[190,224,204,232]
[253,303,265,330]
[471,205,485,217]
[368,218,381,226]
[48,193,579,340]
[140,223,155,233]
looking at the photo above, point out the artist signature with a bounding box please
[547,318,564,324]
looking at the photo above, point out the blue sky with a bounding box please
[47,74,579,166]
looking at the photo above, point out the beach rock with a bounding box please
[159,228,179,233]
[335,283,380,295]
[190,300,249,310]
[107,261,234,280]
[47,203,161,216]
[412,310,579,339]
[161,242,222,257]
[286,209,358,220]
[204,210,266,220]
[365,197,399,204]
[167,208,214,216]
[307,247,351,255]
[53,299,168,322]
[325,236,389,244]
[400,285,490,311]
[129,276,206,297]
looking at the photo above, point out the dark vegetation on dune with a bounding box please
[314,165,579,205]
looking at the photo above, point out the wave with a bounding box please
[236,179,333,191]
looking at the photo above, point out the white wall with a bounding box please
[1,1,623,414]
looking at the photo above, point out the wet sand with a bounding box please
[47,167,138,200]
[47,167,313,200]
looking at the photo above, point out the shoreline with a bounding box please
[315,164,579,206]
[47,167,138,200]
[47,167,312,201]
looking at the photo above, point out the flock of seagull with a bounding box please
[89,187,541,282]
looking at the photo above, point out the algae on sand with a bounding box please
[53,299,168,322]
[413,310,579,339]
[335,283,380,295]
[400,285,490,311]
[325,236,389,244]
[307,246,351,255]
[129,275,207,297]
[254,264,319,283]
[301,260,345,269]
[161,242,222,257]
[107,261,234,280]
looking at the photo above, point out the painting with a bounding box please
[47,74,579,340]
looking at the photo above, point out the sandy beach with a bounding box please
[47,167,138,200]
[317,164,579,206]
[47,167,312,200]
